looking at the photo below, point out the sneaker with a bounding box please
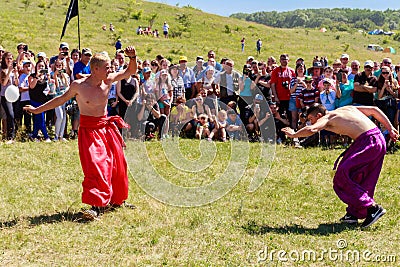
[82,206,101,221]
[339,213,358,224]
[361,204,386,228]
[44,138,52,143]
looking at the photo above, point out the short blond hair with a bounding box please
[90,52,111,69]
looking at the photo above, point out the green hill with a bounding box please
[1,0,400,66]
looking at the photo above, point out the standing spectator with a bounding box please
[178,56,196,100]
[320,78,336,111]
[238,64,256,118]
[1,52,19,143]
[270,54,295,122]
[289,63,307,130]
[52,59,70,141]
[18,60,33,134]
[28,60,51,142]
[348,60,360,81]
[309,61,324,89]
[340,53,351,73]
[267,56,277,68]
[218,59,240,105]
[163,21,169,38]
[50,42,70,68]
[256,38,262,55]
[298,76,320,109]
[73,48,92,79]
[169,64,185,107]
[374,58,396,79]
[193,56,205,81]
[254,61,272,103]
[317,66,336,91]
[67,49,81,81]
[353,61,377,106]
[115,49,126,72]
[241,37,245,52]
[155,69,172,116]
[203,50,223,72]
[375,66,399,126]
[115,39,122,51]
[336,69,354,108]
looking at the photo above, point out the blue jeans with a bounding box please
[30,100,49,139]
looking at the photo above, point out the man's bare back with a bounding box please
[282,105,399,142]
[320,106,378,140]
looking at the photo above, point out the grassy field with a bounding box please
[1,1,400,266]
[1,0,400,66]
[0,140,399,266]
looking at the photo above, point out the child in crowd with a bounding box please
[298,75,320,109]
[195,114,210,140]
[208,110,228,142]
[226,109,244,140]
[282,104,399,228]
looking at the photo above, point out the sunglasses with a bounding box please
[195,98,202,101]
[383,61,391,64]
[364,66,373,69]
[199,117,206,120]
[381,72,390,75]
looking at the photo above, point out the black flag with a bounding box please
[60,0,79,40]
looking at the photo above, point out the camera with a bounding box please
[282,81,289,89]
[243,68,251,76]
[23,45,28,52]
[59,69,65,73]
[61,52,69,56]
[12,61,17,68]
[40,69,48,74]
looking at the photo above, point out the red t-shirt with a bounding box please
[270,66,295,101]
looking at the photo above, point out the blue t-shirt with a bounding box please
[73,61,91,80]
[240,76,253,97]
[337,80,354,108]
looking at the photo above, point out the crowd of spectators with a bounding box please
[0,42,399,148]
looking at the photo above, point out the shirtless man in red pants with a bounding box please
[25,46,137,220]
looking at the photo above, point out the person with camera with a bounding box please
[51,59,70,141]
[1,51,19,143]
[15,43,34,72]
[238,64,256,121]
[270,54,295,125]
[49,42,70,69]
[27,60,52,142]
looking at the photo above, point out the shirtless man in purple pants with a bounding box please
[282,103,399,228]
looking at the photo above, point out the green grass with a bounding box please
[1,0,400,66]
[1,1,400,265]
[0,140,399,266]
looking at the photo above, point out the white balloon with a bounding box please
[5,85,20,103]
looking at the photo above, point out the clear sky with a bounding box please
[148,0,400,17]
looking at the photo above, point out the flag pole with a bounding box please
[77,0,80,50]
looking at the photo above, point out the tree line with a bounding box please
[230,8,400,32]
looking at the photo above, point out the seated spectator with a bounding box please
[136,25,144,35]
[195,113,211,140]
[137,94,167,140]
[169,96,191,137]
[268,101,290,143]
[208,109,228,142]
[226,109,244,140]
